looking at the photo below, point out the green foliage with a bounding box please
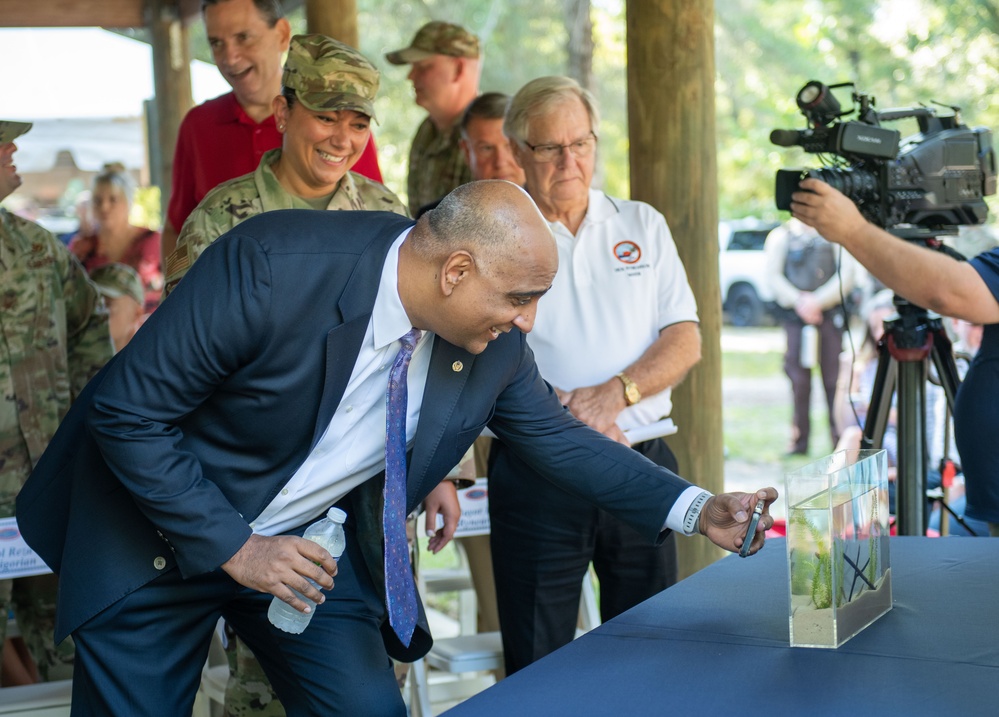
[132,186,162,231]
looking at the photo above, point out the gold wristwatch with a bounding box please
[616,372,641,406]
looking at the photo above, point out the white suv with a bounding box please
[719,218,781,326]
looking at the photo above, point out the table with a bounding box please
[442,537,999,716]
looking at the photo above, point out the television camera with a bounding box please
[772,80,996,235]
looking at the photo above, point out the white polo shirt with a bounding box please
[528,189,699,432]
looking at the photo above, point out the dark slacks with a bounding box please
[784,313,844,453]
[488,437,678,675]
[69,518,402,717]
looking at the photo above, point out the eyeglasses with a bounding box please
[523,132,597,163]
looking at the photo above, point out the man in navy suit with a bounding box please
[17,181,776,716]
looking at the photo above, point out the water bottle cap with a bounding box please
[327,507,347,523]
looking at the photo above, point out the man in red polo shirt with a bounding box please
[162,0,383,263]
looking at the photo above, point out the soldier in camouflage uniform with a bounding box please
[164,34,406,296]
[385,22,480,216]
[0,120,113,681]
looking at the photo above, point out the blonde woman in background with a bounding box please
[68,164,163,312]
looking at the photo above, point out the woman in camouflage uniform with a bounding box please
[164,33,407,296]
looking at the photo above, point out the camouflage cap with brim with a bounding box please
[0,121,33,144]
[90,263,145,307]
[385,21,480,65]
[283,34,380,121]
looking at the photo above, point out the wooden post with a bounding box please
[626,0,726,578]
[305,0,358,48]
[148,0,193,213]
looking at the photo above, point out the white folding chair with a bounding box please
[0,681,73,717]
[194,619,229,717]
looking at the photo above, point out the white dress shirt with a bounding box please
[250,228,433,535]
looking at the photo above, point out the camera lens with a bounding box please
[807,167,878,201]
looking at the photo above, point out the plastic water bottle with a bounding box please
[267,507,347,634]
[800,324,818,369]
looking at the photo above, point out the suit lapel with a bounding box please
[310,228,401,448]
[407,336,475,505]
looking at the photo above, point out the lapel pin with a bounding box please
[452,361,464,372]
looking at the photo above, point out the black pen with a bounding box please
[739,499,765,558]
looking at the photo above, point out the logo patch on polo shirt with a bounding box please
[613,240,642,264]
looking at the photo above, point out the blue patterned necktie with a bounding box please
[383,327,422,646]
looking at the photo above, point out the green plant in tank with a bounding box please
[789,508,838,609]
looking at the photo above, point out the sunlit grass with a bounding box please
[722,349,834,467]
[722,349,782,379]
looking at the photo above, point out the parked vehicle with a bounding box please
[719,218,781,326]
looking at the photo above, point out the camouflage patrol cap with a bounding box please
[89,263,145,307]
[0,121,32,144]
[282,34,380,121]
[385,21,480,65]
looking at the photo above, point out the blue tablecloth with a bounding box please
[443,537,999,716]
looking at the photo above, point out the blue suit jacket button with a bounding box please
[154,556,167,570]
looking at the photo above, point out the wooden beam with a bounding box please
[0,0,200,28]
[148,0,193,209]
[178,0,201,24]
[0,0,143,27]
[305,0,358,48]
[626,0,725,578]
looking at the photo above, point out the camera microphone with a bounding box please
[770,129,806,147]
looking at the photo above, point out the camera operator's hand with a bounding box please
[789,179,870,249]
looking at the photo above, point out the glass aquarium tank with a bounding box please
[785,449,892,648]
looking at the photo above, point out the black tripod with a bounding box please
[860,296,964,535]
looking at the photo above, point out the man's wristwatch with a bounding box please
[683,491,712,535]
[616,372,641,406]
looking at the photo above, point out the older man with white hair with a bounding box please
[488,76,703,675]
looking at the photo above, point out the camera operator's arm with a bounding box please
[790,179,999,325]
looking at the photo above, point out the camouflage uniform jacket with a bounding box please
[406,116,472,216]
[0,209,112,515]
[165,148,407,294]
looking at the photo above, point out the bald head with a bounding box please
[414,180,552,271]
[400,180,558,354]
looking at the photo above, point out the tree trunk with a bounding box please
[626,0,725,578]
[563,0,594,91]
